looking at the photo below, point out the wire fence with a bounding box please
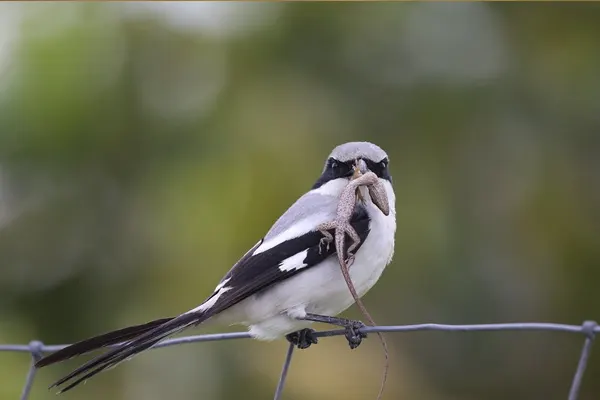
[1,321,597,400]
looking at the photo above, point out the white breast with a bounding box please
[349,181,397,297]
[219,180,397,340]
[318,179,396,313]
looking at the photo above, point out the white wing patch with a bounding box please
[214,277,231,292]
[278,250,308,272]
[255,215,327,255]
[190,286,232,313]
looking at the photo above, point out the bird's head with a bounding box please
[312,141,394,214]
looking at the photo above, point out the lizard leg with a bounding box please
[344,226,362,266]
[285,328,318,349]
[316,222,336,253]
[299,313,367,349]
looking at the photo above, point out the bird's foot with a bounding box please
[343,320,367,349]
[286,328,318,349]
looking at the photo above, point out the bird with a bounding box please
[35,141,397,393]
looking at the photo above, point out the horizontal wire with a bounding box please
[1,321,598,354]
[2,321,596,400]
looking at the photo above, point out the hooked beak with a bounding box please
[355,158,368,175]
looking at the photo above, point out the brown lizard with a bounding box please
[316,160,390,400]
[317,165,389,266]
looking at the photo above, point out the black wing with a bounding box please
[36,206,371,393]
[201,204,371,318]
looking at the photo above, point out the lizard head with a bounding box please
[311,142,393,216]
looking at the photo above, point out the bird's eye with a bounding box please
[380,160,388,168]
[330,160,338,169]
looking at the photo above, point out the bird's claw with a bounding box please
[344,320,367,349]
[286,328,318,349]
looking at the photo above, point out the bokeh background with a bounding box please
[1,2,600,400]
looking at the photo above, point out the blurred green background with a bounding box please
[1,2,600,400]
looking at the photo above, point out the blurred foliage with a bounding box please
[1,2,600,400]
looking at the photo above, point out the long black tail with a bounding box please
[35,317,174,367]
[35,311,207,393]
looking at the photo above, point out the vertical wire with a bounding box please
[21,341,44,400]
[273,343,295,400]
[567,321,597,400]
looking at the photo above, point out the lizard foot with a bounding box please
[345,254,356,268]
[286,328,318,349]
[318,236,332,254]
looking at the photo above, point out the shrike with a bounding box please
[36,141,397,392]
